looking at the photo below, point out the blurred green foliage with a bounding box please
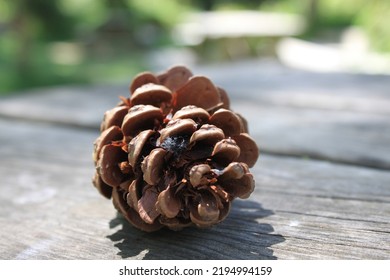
[262,0,390,52]
[0,0,191,94]
[0,0,389,94]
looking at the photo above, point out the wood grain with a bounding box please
[1,60,389,169]
[1,119,389,259]
[236,103,390,169]
[196,59,390,115]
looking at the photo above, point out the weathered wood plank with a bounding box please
[0,85,126,128]
[237,102,390,169]
[196,59,390,115]
[1,60,389,169]
[1,119,389,259]
[253,155,390,259]
[2,60,390,125]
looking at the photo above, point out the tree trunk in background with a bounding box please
[13,3,32,80]
[307,0,319,34]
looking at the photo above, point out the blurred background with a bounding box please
[0,0,389,95]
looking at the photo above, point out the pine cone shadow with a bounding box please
[106,199,285,259]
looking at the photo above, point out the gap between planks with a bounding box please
[1,114,388,173]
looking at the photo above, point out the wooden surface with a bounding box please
[1,59,389,259]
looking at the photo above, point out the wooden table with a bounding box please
[1,59,389,259]
[173,11,306,59]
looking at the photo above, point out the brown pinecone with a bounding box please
[92,66,259,232]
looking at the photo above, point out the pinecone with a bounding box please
[92,66,259,232]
